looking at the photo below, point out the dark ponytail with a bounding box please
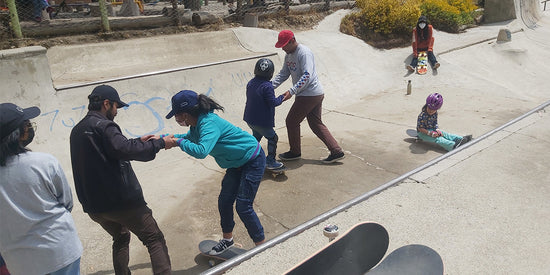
[187,94,224,117]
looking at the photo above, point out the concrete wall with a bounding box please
[0,46,55,105]
[485,0,541,25]
[484,0,517,23]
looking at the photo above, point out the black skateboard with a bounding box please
[284,222,389,275]
[198,240,246,267]
[367,244,444,275]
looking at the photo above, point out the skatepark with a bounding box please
[1,0,549,273]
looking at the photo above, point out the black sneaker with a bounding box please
[279,151,301,161]
[208,239,234,255]
[322,151,345,164]
[453,135,472,149]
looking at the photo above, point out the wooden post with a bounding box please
[6,0,22,38]
[99,0,111,32]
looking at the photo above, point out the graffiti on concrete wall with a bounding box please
[39,71,254,137]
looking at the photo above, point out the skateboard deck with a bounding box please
[417,51,428,75]
[285,222,389,275]
[198,240,246,266]
[406,128,419,137]
[367,244,444,275]
[266,166,287,178]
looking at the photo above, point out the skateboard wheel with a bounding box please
[323,224,339,241]
[208,259,215,267]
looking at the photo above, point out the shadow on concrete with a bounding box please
[403,138,447,154]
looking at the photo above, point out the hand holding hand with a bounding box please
[283,91,292,101]
[163,136,178,149]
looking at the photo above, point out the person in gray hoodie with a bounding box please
[0,102,82,275]
[272,29,345,164]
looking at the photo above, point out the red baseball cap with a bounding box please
[275,30,294,48]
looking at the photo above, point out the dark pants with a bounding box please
[89,206,171,275]
[286,94,342,155]
[248,123,278,164]
[218,148,266,243]
[410,50,438,67]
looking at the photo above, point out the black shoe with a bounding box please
[208,239,234,255]
[453,135,472,149]
[279,151,301,161]
[322,151,345,164]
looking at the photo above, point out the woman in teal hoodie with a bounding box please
[163,90,266,255]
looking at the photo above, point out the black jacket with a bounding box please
[70,111,165,213]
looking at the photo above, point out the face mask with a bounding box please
[21,127,35,147]
[419,22,426,29]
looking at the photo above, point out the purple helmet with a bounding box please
[426,93,443,110]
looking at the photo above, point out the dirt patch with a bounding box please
[0,11,328,50]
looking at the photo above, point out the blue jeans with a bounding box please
[247,123,278,165]
[219,148,266,243]
[410,50,438,67]
[49,258,80,275]
[418,130,463,151]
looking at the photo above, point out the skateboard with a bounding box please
[367,244,444,275]
[406,128,422,143]
[284,222,389,275]
[417,51,428,75]
[198,240,247,267]
[265,166,287,178]
[406,128,419,138]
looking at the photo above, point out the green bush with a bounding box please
[355,0,421,35]
[349,0,478,35]
[420,0,478,32]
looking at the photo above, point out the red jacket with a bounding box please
[412,25,434,56]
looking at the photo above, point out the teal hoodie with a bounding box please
[173,112,260,169]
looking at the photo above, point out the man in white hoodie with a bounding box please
[272,29,345,163]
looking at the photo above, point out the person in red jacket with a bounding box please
[407,16,440,72]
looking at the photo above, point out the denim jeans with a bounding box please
[48,258,80,275]
[218,148,266,243]
[418,130,462,151]
[410,50,438,67]
[88,206,171,275]
[247,123,278,164]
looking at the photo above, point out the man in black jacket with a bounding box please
[70,85,176,275]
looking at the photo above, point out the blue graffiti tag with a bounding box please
[123,97,166,137]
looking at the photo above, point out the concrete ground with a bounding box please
[1,2,549,275]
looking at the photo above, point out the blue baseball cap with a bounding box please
[166,90,199,119]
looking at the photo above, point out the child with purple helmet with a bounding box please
[416,93,472,151]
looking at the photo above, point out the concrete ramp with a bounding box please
[485,0,542,27]
[46,30,274,88]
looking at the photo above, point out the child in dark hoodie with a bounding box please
[243,58,286,169]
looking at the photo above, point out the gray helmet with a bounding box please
[254,58,274,79]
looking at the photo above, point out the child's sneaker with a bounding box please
[433,62,441,69]
[208,239,234,255]
[322,151,345,164]
[266,160,284,170]
[279,151,301,161]
[406,65,415,72]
